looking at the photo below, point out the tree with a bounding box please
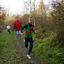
[23,0,36,26]
[35,0,49,32]
[50,0,64,29]
[0,6,6,32]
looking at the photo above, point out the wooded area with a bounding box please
[0,0,64,64]
[0,0,64,31]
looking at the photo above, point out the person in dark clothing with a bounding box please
[20,17,36,59]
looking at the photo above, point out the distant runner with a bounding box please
[12,17,22,40]
[6,25,11,33]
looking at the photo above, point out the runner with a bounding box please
[12,17,22,40]
[20,17,36,59]
[6,25,11,33]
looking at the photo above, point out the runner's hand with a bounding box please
[34,31,37,33]
[20,33,23,35]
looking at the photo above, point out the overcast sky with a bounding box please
[0,0,54,15]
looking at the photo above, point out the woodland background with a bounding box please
[0,0,64,64]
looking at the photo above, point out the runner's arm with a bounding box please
[21,24,27,33]
[32,29,35,32]
[20,24,27,35]
[32,29,36,33]
[22,24,27,30]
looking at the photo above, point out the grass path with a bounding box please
[0,31,29,64]
[0,31,39,64]
[12,33,39,64]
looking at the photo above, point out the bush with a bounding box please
[51,29,64,48]
[56,29,64,48]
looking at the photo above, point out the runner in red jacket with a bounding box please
[12,17,22,40]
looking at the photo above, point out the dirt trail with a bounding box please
[14,35,39,64]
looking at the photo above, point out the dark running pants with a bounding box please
[7,29,10,33]
[25,37,33,55]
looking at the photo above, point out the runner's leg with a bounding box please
[25,38,28,48]
[28,37,33,55]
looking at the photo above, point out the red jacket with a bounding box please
[12,20,22,30]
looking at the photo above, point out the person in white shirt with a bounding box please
[6,25,11,33]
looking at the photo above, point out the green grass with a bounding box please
[33,33,64,64]
[1,30,64,64]
[0,30,28,64]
